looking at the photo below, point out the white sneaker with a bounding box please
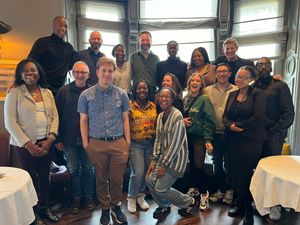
[209,190,224,202]
[269,206,281,221]
[136,195,149,210]
[200,191,209,211]
[127,197,136,213]
[222,189,233,205]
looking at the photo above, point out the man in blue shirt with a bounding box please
[78,57,130,225]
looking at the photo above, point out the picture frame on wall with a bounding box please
[0,59,18,101]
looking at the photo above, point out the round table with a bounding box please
[250,155,300,216]
[0,167,38,225]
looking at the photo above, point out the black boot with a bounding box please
[228,198,244,218]
[243,201,254,225]
[31,206,46,225]
[38,204,60,223]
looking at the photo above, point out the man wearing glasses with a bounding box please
[55,61,96,214]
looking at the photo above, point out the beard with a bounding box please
[140,44,151,52]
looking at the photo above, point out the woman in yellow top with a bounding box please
[186,47,216,87]
[127,80,157,213]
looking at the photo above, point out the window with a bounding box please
[150,29,215,63]
[78,1,126,57]
[140,0,217,21]
[139,0,218,63]
[232,0,286,62]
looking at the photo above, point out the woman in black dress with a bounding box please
[223,66,266,225]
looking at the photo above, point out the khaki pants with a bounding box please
[86,137,129,208]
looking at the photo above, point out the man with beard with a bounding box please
[130,30,160,99]
[29,16,76,96]
[156,41,187,88]
[74,31,105,86]
[215,37,254,85]
[253,57,294,221]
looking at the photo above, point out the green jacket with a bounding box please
[183,94,216,143]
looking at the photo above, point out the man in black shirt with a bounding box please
[74,31,105,86]
[254,57,294,157]
[28,16,76,96]
[215,37,254,84]
[156,41,187,88]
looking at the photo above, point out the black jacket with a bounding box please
[253,76,295,136]
[55,81,89,146]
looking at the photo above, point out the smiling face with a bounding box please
[162,75,173,88]
[89,31,102,51]
[224,43,238,61]
[216,65,231,85]
[115,45,126,62]
[139,33,152,53]
[235,68,253,89]
[158,88,174,111]
[192,49,205,67]
[136,81,149,101]
[52,17,68,39]
[21,62,40,86]
[188,74,202,95]
[72,63,89,87]
[97,62,114,88]
[167,42,178,57]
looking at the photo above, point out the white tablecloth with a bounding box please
[250,155,300,216]
[0,167,38,225]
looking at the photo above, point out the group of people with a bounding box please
[3,15,295,225]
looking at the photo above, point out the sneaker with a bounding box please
[187,187,200,196]
[50,161,60,173]
[178,193,200,217]
[137,195,149,210]
[200,191,209,211]
[269,206,281,221]
[223,189,233,205]
[70,197,81,214]
[111,205,127,224]
[209,190,224,202]
[100,209,111,225]
[84,195,96,211]
[127,197,136,213]
[153,206,171,219]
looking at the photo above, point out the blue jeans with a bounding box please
[128,140,153,197]
[145,164,192,209]
[64,144,95,198]
[212,133,228,193]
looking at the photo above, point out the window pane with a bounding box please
[238,43,281,59]
[140,0,217,20]
[234,0,284,22]
[233,17,284,36]
[150,29,215,63]
[83,29,122,58]
[80,1,125,21]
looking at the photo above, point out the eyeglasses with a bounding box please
[235,75,251,81]
[73,70,89,75]
[216,70,229,74]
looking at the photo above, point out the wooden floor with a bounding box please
[47,195,300,225]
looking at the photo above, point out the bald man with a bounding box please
[74,31,106,86]
[29,16,76,96]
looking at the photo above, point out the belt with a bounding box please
[94,135,124,141]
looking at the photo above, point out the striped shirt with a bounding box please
[152,107,188,178]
